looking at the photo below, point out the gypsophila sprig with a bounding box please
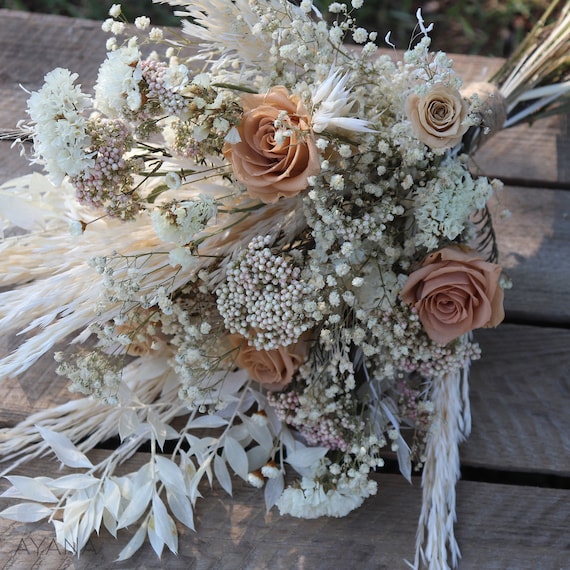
[2,1,569,568]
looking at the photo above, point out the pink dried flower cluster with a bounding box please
[269,390,351,452]
[71,118,138,219]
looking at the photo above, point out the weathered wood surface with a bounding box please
[0,9,569,570]
[0,450,568,570]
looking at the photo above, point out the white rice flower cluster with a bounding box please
[216,235,316,350]
[71,117,138,219]
[27,68,94,186]
[139,59,189,117]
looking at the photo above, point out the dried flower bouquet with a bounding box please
[0,1,568,568]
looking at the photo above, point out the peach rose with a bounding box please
[406,83,469,150]
[223,86,320,203]
[229,334,307,391]
[400,247,504,345]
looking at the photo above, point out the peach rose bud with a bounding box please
[223,86,320,203]
[406,83,469,150]
[229,334,307,391]
[401,247,504,345]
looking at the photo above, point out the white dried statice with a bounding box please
[27,68,94,185]
[277,470,377,518]
[94,45,143,117]
[151,195,217,246]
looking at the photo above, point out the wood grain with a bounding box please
[0,451,568,570]
[466,325,570,476]
[489,185,570,324]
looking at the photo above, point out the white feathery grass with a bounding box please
[0,172,303,380]
[0,173,86,241]
[156,0,287,71]
[413,345,471,570]
[0,354,183,476]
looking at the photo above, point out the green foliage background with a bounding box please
[2,0,550,56]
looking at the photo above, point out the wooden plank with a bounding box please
[474,114,570,188]
[0,10,108,119]
[466,325,570,476]
[0,10,568,185]
[0,451,568,569]
[490,184,570,324]
[0,338,76,428]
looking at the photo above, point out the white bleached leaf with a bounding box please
[47,474,99,490]
[247,445,272,472]
[396,434,412,483]
[117,481,153,529]
[186,415,229,429]
[103,508,118,538]
[147,520,165,559]
[4,476,58,503]
[103,478,122,519]
[152,494,178,554]
[223,436,249,480]
[155,456,186,492]
[131,462,153,490]
[35,425,93,469]
[240,413,274,451]
[116,521,148,562]
[214,454,232,496]
[147,410,179,450]
[0,502,52,522]
[285,445,329,469]
[264,472,284,512]
[166,490,195,531]
[119,408,142,441]
[187,456,213,503]
[218,368,249,398]
[278,426,297,450]
[75,498,98,552]
[62,497,91,526]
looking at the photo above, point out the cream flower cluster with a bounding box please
[27,68,94,185]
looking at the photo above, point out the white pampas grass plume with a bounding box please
[412,342,471,570]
